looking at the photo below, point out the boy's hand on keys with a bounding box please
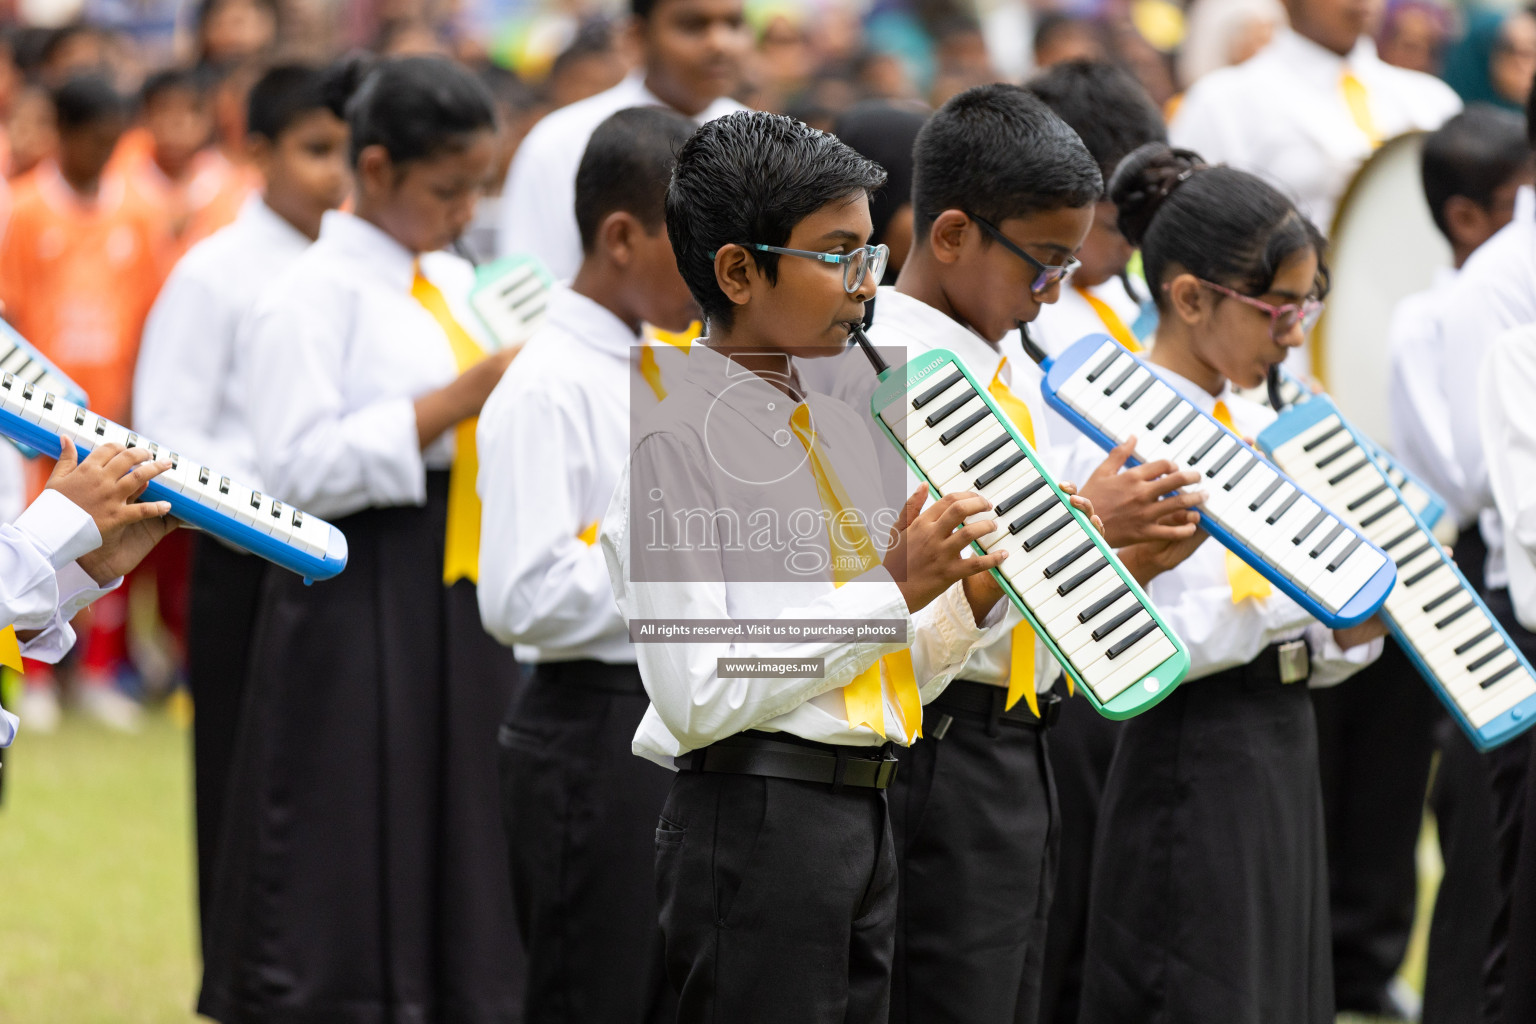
[884,486,1007,615]
[1078,437,1205,548]
[47,438,177,584]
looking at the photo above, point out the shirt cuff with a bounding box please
[13,490,102,569]
[0,706,16,747]
[55,561,121,620]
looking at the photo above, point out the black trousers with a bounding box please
[188,535,267,956]
[499,661,674,1024]
[1036,686,1120,1024]
[887,683,1057,1024]
[655,765,898,1023]
[1312,637,1442,1012]
[1423,716,1501,1024]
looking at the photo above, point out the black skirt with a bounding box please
[198,473,523,1024]
[1078,654,1333,1024]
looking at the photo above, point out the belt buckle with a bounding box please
[1277,639,1310,685]
[874,758,899,789]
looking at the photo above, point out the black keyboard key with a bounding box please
[1480,661,1521,689]
[1188,428,1224,466]
[1086,350,1121,383]
[1302,422,1347,452]
[996,477,1048,516]
[926,388,979,427]
[1455,627,1497,656]
[1328,458,1369,486]
[1248,478,1284,512]
[1045,540,1096,578]
[1468,647,1505,673]
[1359,504,1395,529]
[1393,540,1432,566]
[1079,584,1131,624]
[1091,604,1142,641]
[1403,560,1441,589]
[1347,483,1390,512]
[913,369,964,409]
[1266,490,1300,525]
[1057,557,1109,595]
[940,408,988,445]
[1102,362,1137,396]
[1147,396,1182,431]
[1436,601,1475,630]
[1162,408,1200,445]
[1326,535,1363,572]
[1107,619,1158,659]
[975,451,1026,490]
[1315,442,1353,469]
[1223,456,1259,492]
[1023,512,1073,551]
[1009,498,1057,535]
[961,433,1009,473]
[1207,443,1242,478]
[1381,526,1419,552]
[1423,586,1462,613]
[1294,508,1329,545]
[1309,521,1346,558]
[1120,375,1154,410]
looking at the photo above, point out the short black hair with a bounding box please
[247,61,348,141]
[326,54,497,166]
[1025,60,1166,190]
[576,106,694,252]
[51,73,125,132]
[834,99,928,246]
[1422,104,1532,239]
[666,110,886,329]
[1111,142,1329,306]
[912,83,1101,231]
[140,66,206,108]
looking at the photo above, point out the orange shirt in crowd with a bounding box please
[117,134,260,258]
[0,162,168,424]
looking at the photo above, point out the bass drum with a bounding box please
[1311,130,1452,445]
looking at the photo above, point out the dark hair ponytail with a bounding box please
[328,54,497,166]
[1110,142,1329,304]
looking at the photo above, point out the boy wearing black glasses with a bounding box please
[602,109,1071,1022]
[829,84,1208,1024]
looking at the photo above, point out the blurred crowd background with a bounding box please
[0,0,1532,731]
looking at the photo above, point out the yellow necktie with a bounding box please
[987,364,1059,710]
[0,626,22,672]
[412,266,488,586]
[788,403,922,741]
[638,322,698,403]
[1078,286,1142,353]
[1341,71,1381,148]
[1213,400,1274,602]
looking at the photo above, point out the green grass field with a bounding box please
[0,706,1441,1023]
[0,711,200,1024]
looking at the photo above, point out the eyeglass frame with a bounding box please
[964,211,1082,296]
[708,242,890,294]
[1195,279,1325,340]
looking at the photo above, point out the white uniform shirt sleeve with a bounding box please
[1387,287,1473,525]
[134,264,245,472]
[602,436,1000,754]
[1482,327,1536,628]
[240,285,426,520]
[476,377,627,652]
[1,490,117,665]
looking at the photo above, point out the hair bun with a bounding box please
[1109,143,1206,248]
[318,51,376,121]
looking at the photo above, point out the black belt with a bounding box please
[675,731,898,789]
[930,678,1061,737]
[1191,638,1312,690]
[530,659,646,695]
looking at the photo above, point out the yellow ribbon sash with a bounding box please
[987,364,1058,709]
[412,268,487,586]
[1213,400,1274,602]
[1078,286,1143,353]
[1341,71,1381,148]
[638,322,698,403]
[0,626,22,672]
[788,403,921,741]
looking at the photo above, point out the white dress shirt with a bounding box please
[1142,366,1379,685]
[478,285,684,664]
[238,211,487,520]
[1171,30,1461,233]
[603,342,1009,768]
[1,488,120,658]
[497,74,744,281]
[1439,189,1536,590]
[135,197,312,489]
[829,287,1064,695]
[1387,267,1479,529]
[1480,325,1536,630]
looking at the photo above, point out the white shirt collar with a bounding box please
[1267,27,1379,79]
[684,341,828,448]
[546,284,639,359]
[873,287,1010,386]
[241,194,313,249]
[316,210,417,292]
